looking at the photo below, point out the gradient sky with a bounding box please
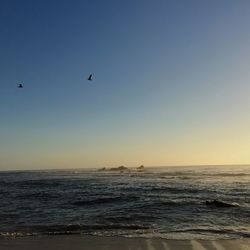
[1,0,250,170]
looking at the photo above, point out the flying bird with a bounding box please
[87,74,93,81]
[17,82,23,88]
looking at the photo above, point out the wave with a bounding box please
[172,228,250,238]
[72,196,139,206]
[212,173,250,177]
[103,214,159,223]
[157,172,250,177]
[0,223,151,237]
[18,192,60,200]
[17,179,66,188]
[2,225,250,239]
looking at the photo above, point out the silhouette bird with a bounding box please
[87,74,93,81]
[17,82,23,88]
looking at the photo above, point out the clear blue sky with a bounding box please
[1,0,250,170]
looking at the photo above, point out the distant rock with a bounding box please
[109,166,128,171]
[136,165,145,171]
[97,167,106,171]
[97,165,130,172]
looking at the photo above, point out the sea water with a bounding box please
[0,165,250,239]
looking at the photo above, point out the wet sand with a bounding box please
[0,236,250,250]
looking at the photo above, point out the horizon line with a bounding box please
[1,163,250,172]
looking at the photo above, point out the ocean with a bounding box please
[0,166,250,240]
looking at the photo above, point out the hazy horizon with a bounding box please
[1,164,250,172]
[1,0,250,170]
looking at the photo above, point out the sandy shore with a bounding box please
[0,236,250,250]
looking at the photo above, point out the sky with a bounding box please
[1,0,250,170]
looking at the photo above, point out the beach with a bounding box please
[1,236,250,250]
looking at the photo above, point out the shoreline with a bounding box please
[0,235,250,250]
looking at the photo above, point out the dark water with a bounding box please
[0,166,250,239]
